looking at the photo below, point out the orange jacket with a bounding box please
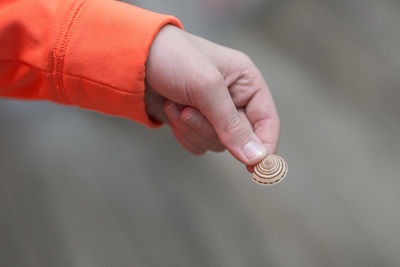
[0,0,182,127]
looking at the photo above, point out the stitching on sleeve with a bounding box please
[52,0,89,104]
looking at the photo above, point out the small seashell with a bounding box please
[252,154,288,186]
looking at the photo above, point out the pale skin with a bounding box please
[145,25,280,173]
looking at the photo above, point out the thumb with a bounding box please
[194,73,266,165]
[219,113,267,165]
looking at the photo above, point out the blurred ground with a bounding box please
[1,0,400,266]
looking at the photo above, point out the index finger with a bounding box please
[193,72,267,165]
[245,76,280,155]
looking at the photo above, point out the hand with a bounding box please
[145,25,280,168]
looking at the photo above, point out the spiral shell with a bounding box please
[252,154,288,185]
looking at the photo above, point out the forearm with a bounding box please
[0,0,182,127]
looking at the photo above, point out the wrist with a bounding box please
[145,85,168,123]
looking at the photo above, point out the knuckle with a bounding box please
[235,51,253,66]
[201,69,224,90]
[269,115,281,130]
[224,113,244,132]
[221,114,250,144]
[190,68,223,106]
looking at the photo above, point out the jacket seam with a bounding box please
[2,59,145,95]
[52,0,89,104]
[61,72,145,95]
[1,59,145,95]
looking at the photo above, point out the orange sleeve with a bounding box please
[0,0,182,127]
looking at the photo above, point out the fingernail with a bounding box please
[183,112,201,129]
[243,141,266,163]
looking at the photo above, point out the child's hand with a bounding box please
[145,25,280,167]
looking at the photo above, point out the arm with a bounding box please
[1,0,280,169]
[0,0,182,127]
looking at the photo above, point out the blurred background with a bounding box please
[1,0,400,266]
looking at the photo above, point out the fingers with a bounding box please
[180,106,225,152]
[145,84,168,123]
[170,124,206,155]
[224,55,280,158]
[244,79,280,155]
[193,72,267,165]
[180,106,218,139]
[164,101,225,155]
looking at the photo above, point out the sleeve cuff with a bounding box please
[59,0,183,127]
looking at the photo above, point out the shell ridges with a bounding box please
[252,154,288,186]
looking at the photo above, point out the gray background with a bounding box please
[1,0,399,266]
